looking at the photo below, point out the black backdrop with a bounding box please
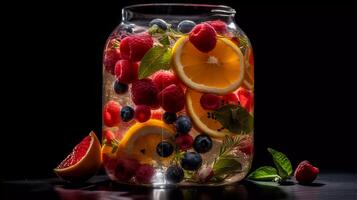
[1,0,356,180]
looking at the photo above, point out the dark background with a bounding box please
[1,0,356,180]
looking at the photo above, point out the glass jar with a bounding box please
[102,3,254,187]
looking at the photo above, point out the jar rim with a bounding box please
[122,3,236,18]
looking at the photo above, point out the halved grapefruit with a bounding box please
[54,131,102,182]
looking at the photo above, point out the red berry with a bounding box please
[103,101,121,127]
[206,20,228,35]
[237,88,254,112]
[294,160,319,185]
[189,23,217,53]
[175,134,194,151]
[158,84,185,113]
[114,60,139,84]
[197,165,214,183]
[152,70,179,92]
[135,164,155,184]
[200,93,221,110]
[239,137,253,155]
[114,157,140,182]
[103,129,115,145]
[223,92,239,105]
[131,78,159,108]
[134,105,151,123]
[120,33,153,62]
[151,109,163,120]
[104,48,121,75]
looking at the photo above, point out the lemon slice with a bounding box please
[116,119,175,165]
[173,36,245,95]
[186,89,233,138]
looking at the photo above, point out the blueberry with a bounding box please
[176,115,192,134]
[177,20,196,33]
[193,135,213,153]
[149,18,168,30]
[166,165,184,183]
[114,80,128,94]
[163,112,177,124]
[120,106,134,122]
[180,152,202,171]
[156,141,174,157]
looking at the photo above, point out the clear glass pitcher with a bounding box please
[102,3,254,187]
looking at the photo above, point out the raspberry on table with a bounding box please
[189,23,217,53]
[120,33,153,62]
[158,84,185,113]
[114,60,139,84]
[294,160,319,185]
[131,78,160,108]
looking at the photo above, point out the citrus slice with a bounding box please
[186,89,233,138]
[54,131,102,182]
[117,119,175,165]
[173,36,245,95]
[242,47,254,90]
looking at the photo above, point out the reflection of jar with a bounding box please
[102,3,254,187]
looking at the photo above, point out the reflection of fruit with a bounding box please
[223,92,239,105]
[193,135,213,153]
[294,161,319,185]
[242,47,254,90]
[135,164,155,183]
[206,20,227,35]
[114,157,140,181]
[237,87,254,113]
[189,23,217,52]
[173,36,245,94]
[117,119,175,165]
[186,89,233,138]
[166,165,184,183]
[54,132,101,182]
[181,152,202,171]
[104,48,121,75]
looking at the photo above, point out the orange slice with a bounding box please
[186,89,234,138]
[173,36,245,95]
[116,119,175,165]
[54,132,102,182]
[242,47,254,90]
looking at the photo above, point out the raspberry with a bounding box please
[131,78,159,108]
[158,84,185,113]
[152,70,179,92]
[134,105,151,123]
[151,109,163,120]
[135,164,155,184]
[294,161,319,185]
[200,93,221,110]
[175,134,193,151]
[103,48,121,75]
[103,101,120,127]
[120,33,153,62]
[189,23,217,53]
[206,20,228,35]
[114,157,140,182]
[103,129,115,145]
[223,92,239,105]
[114,60,139,84]
[237,88,254,112]
[238,137,253,155]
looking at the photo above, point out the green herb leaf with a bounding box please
[248,166,282,181]
[213,156,242,177]
[159,35,170,46]
[138,46,172,79]
[267,148,293,179]
[214,104,254,134]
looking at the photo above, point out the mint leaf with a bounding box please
[213,155,242,178]
[159,35,170,46]
[248,166,282,181]
[138,46,172,79]
[214,104,254,134]
[267,148,293,179]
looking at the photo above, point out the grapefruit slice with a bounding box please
[54,131,102,182]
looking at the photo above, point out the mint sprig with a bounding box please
[248,148,292,183]
[138,46,172,79]
[214,104,254,134]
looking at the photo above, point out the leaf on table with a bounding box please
[248,166,282,181]
[267,148,293,179]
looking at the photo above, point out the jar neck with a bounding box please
[122,3,236,26]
